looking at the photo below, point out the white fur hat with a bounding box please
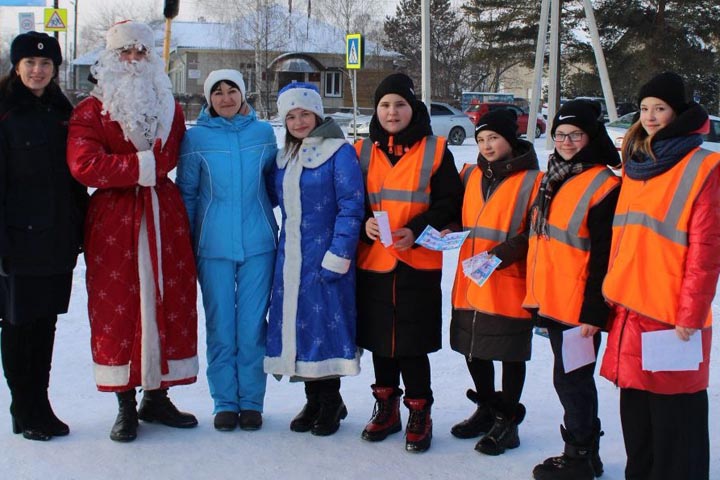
[106,21,155,51]
[204,69,247,105]
[276,82,324,124]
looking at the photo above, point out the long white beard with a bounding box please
[91,50,174,146]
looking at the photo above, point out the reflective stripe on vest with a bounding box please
[523,166,620,325]
[467,171,541,244]
[546,168,614,251]
[452,168,541,319]
[356,136,445,271]
[604,148,720,327]
[359,136,438,206]
[612,149,710,246]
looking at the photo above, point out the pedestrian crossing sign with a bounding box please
[44,8,67,32]
[346,34,364,70]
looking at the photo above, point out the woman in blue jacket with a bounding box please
[177,69,278,432]
[264,82,364,436]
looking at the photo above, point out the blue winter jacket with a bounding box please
[177,106,278,262]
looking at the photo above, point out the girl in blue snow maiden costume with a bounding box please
[264,82,364,436]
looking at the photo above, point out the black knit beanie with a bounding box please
[10,31,62,67]
[637,72,688,114]
[551,99,601,139]
[475,109,518,147]
[374,73,417,109]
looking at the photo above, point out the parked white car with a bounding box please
[348,102,475,146]
[605,113,720,153]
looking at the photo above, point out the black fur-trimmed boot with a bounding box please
[404,397,433,453]
[110,389,138,442]
[532,425,595,480]
[450,389,494,439]
[475,399,526,456]
[137,388,198,428]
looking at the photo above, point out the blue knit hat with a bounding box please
[276,82,324,124]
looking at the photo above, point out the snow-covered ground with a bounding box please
[1,134,717,480]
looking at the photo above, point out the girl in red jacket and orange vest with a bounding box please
[448,109,542,456]
[355,73,462,453]
[600,72,720,480]
[525,100,621,480]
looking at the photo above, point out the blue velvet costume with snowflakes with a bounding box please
[264,119,364,378]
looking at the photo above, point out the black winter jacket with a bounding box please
[356,101,463,357]
[0,78,88,275]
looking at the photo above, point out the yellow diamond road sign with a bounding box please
[44,8,67,32]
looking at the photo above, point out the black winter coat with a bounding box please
[450,140,538,361]
[356,102,463,357]
[0,79,88,276]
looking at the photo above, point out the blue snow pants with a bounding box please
[197,252,274,413]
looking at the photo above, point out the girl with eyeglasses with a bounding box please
[525,100,621,480]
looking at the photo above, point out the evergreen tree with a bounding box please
[461,0,541,92]
[383,0,473,103]
[566,0,720,110]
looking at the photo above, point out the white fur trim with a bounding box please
[137,150,156,186]
[138,208,162,389]
[204,69,246,105]
[276,156,304,375]
[277,86,323,125]
[264,352,361,378]
[93,356,199,387]
[321,250,350,274]
[93,363,130,387]
[106,21,155,51]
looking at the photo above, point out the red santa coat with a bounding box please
[67,96,198,392]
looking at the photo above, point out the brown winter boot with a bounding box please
[404,397,433,453]
[361,385,402,442]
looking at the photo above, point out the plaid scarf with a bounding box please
[530,154,594,237]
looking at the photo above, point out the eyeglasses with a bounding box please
[552,131,585,143]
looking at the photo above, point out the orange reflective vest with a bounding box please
[524,166,620,325]
[452,164,542,319]
[603,148,720,328]
[355,136,445,272]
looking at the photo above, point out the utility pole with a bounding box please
[528,0,617,144]
[421,0,430,110]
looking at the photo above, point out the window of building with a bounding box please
[324,71,342,98]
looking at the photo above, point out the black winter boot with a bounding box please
[404,397,433,453]
[361,385,403,442]
[137,388,198,428]
[311,391,347,436]
[2,322,51,441]
[110,389,138,442]
[290,392,321,433]
[532,426,595,480]
[591,419,604,477]
[31,317,69,436]
[476,401,526,456]
[450,389,494,439]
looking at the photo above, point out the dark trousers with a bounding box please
[466,357,526,405]
[621,388,709,480]
[304,377,341,396]
[372,353,432,400]
[546,321,601,442]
